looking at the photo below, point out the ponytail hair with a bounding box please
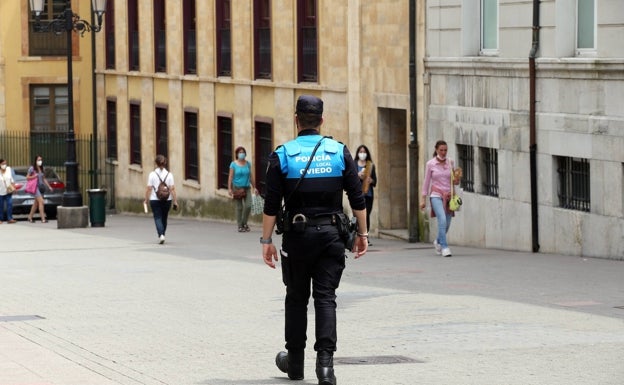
[433,140,447,157]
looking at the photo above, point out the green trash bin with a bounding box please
[87,189,107,227]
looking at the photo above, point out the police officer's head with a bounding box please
[295,95,323,131]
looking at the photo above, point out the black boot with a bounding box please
[275,350,304,380]
[315,351,336,385]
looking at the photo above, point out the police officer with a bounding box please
[261,95,368,385]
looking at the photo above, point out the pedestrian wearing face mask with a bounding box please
[228,146,258,232]
[27,155,52,223]
[355,145,376,245]
[0,159,17,224]
[420,140,461,257]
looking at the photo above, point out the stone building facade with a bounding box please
[425,0,624,258]
[98,0,426,235]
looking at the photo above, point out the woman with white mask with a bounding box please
[355,145,377,245]
[26,155,52,223]
[228,146,258,232]
[0,158,17,223]
[420,140,462,257]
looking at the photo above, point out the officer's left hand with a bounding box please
[352,236,368,258]
[263,244,278,268]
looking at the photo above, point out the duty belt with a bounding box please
[291,213,337,226]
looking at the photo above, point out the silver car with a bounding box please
[11,166,66,219]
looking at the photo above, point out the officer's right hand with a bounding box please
[263,244,278,268]
[352,236,368,258]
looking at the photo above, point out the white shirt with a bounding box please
[0,167,14,196]
[147,168,174,201]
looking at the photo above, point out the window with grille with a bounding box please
[106,99,117,160]
[184,111,199,181]
[183,0,197,74]
[254,0,272,80]
[154,0,166,72]
[254,120,273,195]
[105,0,115,69]
[297,0,318,82]
[128,0,139,71]
[480,0,498,54]
[217,116,233,189]
[480,147,498,197]
[216,0,232,77]
[129,102,141,165]
[457,144,474,192]
[557,156,590,212]
[28,0,67,56]
[155,106,168,158]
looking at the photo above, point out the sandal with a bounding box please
[41,219,47,223]
[28,217,34,223]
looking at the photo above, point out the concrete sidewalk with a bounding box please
[0,214,623,385]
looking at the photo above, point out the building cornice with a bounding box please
[96,69,348,93]
[425,57,624,80]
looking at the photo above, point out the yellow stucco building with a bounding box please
[0,0,97,146]
[1,0,426,238]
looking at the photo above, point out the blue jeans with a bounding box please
[150,199,172,237]
[430,197,452,248]
[0,194,13,221]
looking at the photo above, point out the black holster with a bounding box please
[275,208,290,234]
[336,213,357,250]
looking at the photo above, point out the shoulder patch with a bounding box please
[323,140,339,154]
[284,141,301,156]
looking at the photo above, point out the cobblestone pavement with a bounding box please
[0,214,623,385]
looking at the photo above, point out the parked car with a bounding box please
[11,166,66,219]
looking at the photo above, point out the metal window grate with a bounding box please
[557,156,590,212]
[217,116,233,189]
[457,144,474,192]
[129,103,141,165]
[482,147,498,197]
[185,112,199,181]
[106,100,117,160]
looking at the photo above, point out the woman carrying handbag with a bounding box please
[420,140,461,257]
[0,158,17,224]
[228,146,258,232]
[26,155,52,223]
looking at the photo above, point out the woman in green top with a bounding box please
[228,146,258,232]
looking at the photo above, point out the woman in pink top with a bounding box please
[420,140,461,257]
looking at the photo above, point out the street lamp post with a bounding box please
[30,0,106,207]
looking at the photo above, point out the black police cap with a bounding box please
[296,95,323,115]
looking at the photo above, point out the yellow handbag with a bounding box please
[448,164,462,212]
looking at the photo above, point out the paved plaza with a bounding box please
[0,214,623,385]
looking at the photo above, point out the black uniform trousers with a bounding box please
[280,223,346,354]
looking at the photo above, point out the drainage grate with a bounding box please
[0,315,45,322]
[334,355,423,365]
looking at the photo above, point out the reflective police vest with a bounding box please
[276,135,345,180]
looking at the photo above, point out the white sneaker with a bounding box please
[433,239,442,255]
[159,235,165,244]
[441,247,452,257]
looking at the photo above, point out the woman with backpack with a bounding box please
[144,155,178,244]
